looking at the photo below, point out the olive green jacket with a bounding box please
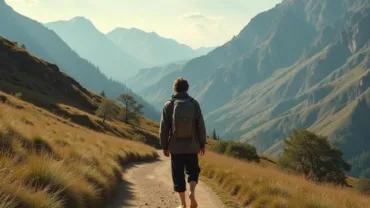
[159,92,206,154]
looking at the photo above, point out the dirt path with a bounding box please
[107,152,225,208]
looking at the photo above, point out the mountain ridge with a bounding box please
[107,27,215,67]
[0,1,159,120]
[45,17,144,80]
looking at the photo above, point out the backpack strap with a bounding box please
[168,99,175,131]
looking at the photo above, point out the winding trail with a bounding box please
[107,152,224,208]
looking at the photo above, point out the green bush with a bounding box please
[212,141,260,162]
[211,141,229,154]
[224,142,260,162]
[14,92,22,99]
[133,134,146,144]
[355,177,370,195]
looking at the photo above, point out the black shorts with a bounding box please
[171,154,201,192]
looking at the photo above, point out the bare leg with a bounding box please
[189,181,198,208]
[177,192,186,208]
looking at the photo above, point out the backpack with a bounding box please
[170,97,196,139]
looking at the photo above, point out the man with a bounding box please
[160,77,206,208]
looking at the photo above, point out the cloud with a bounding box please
[180,12,207,19]
[193,23,206,31]
[179,12,223,21]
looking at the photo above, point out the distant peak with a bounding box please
[109,27,149,35]
[113,27,128,31]
[149,31,159,36]
[128,27,147,33]
[70,16,92,24]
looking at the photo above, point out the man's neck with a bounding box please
[173,92,189,98]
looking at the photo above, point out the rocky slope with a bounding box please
[137,0,370,176]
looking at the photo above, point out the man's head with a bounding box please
[173,78,189,93]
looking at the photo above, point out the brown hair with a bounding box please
[173,78,189,93]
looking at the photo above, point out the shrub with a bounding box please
[211,140,229,154]
[355,177,370,195]
[0,95,8,103]
[133,134,147,144]
[211,141,260,162]
[224,142,260,162]
[14,92,22,99]
[33,136,53,154]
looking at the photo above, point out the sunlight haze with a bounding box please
[5,0,281,48]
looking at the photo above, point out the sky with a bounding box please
[5,0,282,48]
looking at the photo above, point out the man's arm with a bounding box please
[195,102,206,149]
[159,103,171,151]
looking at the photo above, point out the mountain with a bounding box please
[45,17,144,80]
[0,1,159,121]
[107,28,215,67]
[138,0,370,177]
[126,60,187,92]
[194,47,217,56]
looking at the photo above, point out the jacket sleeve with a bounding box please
[159,102,171,151]
[195,101,206,149]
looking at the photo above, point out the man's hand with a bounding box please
[163,150,170,157]
[199,148,206,156]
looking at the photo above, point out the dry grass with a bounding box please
[200,152,370,208]
[0,95,157,208]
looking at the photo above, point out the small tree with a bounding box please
[212,128,217,140]
[117,94,143,123]
[21,44,26,49]
[95,99,116,123]
[278,129,351,185]
[100,90,106,98]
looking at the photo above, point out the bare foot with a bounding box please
[189,192,198,208]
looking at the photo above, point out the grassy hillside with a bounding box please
[0,36,160,148]
[0,94,157,208]
[0,35,159,207]
[200,150,370,208]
